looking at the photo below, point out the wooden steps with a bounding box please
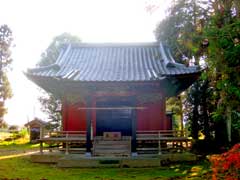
[93,138,131,157]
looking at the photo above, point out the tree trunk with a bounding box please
[192,104,199,140]
[234,0,240,18]
[203,100,210,140]
[226,106,232,143]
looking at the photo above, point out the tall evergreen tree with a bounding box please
[204,0,240,145]
[155,0,210,62]
[155,0,213,142]
[0,25,13,128]
[156,0,240,149]
[184,77,213,140]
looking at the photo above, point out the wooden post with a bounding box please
[131,107,137,156]
[226,106,232,143]
[40,126,44,139]
[40,141,43,154]
[85,98,92,157]
[158,131,162,155]
[65,142,69,155]
[65,132,69,154]
[178,95,184,137]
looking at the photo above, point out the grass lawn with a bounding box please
[0,139,211,180]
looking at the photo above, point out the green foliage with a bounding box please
[155,0,213,143]
[155,0,210,61]
[166,96,183,130]
[167,97,181,115]
[156,0,240,150]
[156,1,208,137]
[0,24,13,128]
[18,128,28,139]
[203,1,240,144]
[8,127,28,140]
[0,128,28,143]
[0,72,12,100]
[37,32,81,66]
[0,24,13,69]
[38,33,81,130]
[155,0,240,150]
[39,92,62,130]
[0,73,12,127]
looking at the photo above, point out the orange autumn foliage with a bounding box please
[209,144,240,180]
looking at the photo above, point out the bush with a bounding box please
[3,128,29,141]
[18,128,28,138]
[209,143,240,180]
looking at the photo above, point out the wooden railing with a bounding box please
[136,130,191,154]
[38,130,190,155]
[39,131,86,154]
[137,130,187,140]
[45,131,86,139]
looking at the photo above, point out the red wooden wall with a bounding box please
[137,100,168,131]
[62,96,171,133]
[63,102,86,131]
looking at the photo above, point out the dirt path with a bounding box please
[0,150,38,160]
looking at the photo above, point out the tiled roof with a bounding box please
[26,42,200,82]
[24,119,48,127]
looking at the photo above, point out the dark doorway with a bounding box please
[30,127,40,141]
[96,97,133,136]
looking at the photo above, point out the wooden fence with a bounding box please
[39,131,86,154]
[38,130,191,155]
[136,130,191,154]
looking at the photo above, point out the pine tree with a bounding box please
[204,0,240,145]
[155,0,212,142]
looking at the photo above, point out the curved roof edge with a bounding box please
[25,42,202,82]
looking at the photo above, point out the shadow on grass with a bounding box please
[0,138,40,158]
[0,139,212,180]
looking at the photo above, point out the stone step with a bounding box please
[57,156,162,168]
[94,140,130,145]
[93,140,131,156]
[94,144,129,149]
[94,149,130,156]
[94,148,130,153]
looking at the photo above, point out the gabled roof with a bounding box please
[25,119,48,127]
[26,42,200,82]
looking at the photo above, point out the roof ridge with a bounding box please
[69,42,159,48]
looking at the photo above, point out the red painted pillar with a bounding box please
[85,97,92,156]
[92,96,96,137]
[131,108,137,155]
